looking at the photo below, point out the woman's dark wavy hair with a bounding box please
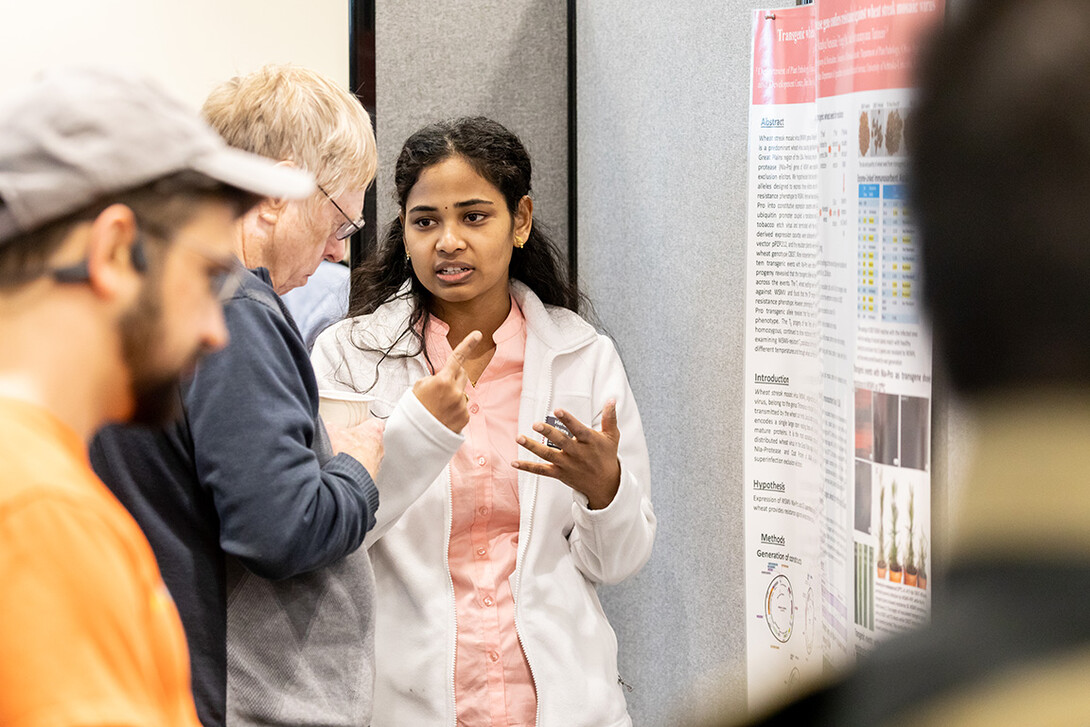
[346,116,587,368]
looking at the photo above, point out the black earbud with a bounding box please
[130,237,148,272]
[50,260,90,283]
[51,236,147,283]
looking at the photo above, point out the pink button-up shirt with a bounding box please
[425,300,537,726]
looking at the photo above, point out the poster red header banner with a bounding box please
[751,8,816,106]
[752,0,944,106]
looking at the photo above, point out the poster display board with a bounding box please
[744,0,943,709]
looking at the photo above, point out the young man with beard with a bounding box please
[0,68,314,727]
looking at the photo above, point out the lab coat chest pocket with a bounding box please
[548,390,594,431]
[542,353,596,428]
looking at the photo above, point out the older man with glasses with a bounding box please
[279,184,364,350]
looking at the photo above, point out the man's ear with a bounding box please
[84,204,142,300]
[256,192,289,227]
[259,160,302,224]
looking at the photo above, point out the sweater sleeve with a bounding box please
[567,338,657,585]
[185,294,378,581]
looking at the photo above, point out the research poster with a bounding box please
[744,0,943,709]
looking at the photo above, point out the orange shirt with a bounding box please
[426,301,537,727]
[0,397,200,727]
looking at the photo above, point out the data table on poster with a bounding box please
[880,184,918,324]
[857,183,879,321]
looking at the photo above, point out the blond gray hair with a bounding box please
[202,64,376,197]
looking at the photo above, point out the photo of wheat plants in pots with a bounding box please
[874,472,931,588]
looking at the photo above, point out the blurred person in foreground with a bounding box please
[721,1,1090,725]
[0,67,311,727]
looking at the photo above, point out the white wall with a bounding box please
[0,0,349,109]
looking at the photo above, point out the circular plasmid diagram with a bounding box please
[765,574,794,643]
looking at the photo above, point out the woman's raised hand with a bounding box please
[412,330,483,432]
[513,400,622,510]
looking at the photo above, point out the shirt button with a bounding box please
[483,596,494,607]
[470,403,479,414]
[476,547,487,557]
[477,456,487,466]
[478,506,488,516]
[488,650,500,662]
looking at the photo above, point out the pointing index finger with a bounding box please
[445,330,484,372]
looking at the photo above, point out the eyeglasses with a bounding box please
[318,184,365,241]
[178,240,244,302]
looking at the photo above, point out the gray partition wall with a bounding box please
[576,3,759,724]
[375,1,569,248]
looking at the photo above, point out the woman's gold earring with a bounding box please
[405,250,411,260]
[514,237,526,249]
